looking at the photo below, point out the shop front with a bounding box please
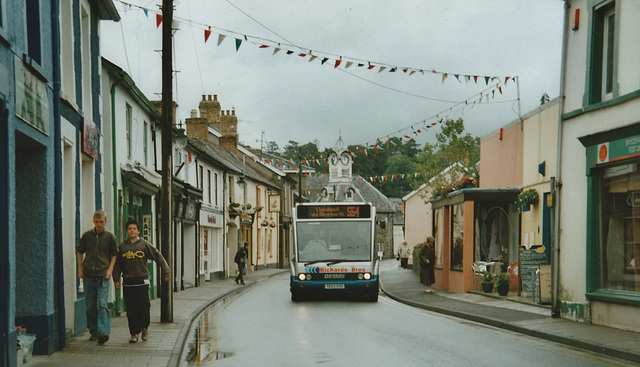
[580,124,640,331]
[431,188,520,293]
[199,208,224,282]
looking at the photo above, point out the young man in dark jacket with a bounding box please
[114,218,170,343]
[76,210,118,345]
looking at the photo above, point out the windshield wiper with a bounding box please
[304,260,323,266]
[327,259,349,266]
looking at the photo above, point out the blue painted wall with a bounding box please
[0,0,58,362]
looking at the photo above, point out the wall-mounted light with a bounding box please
[237,176,246,186]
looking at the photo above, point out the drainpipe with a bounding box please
[551,0,571,318]
[51,0,67,349]
[110,74,126,242]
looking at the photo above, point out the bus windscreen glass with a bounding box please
[296,221,372,262]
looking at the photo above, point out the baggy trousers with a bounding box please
[122,279,151,335]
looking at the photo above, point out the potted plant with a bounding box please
[481,272,494,293]
[228,202,241,219]
[495,272,510,296]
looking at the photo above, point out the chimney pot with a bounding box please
[202,95,206,101]
[214,94,218,101]
[232,110,235,116]
[226,110,230,115]
[190,109,197,118]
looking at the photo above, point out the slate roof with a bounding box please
[187,138,277,189]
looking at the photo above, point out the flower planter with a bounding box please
[496,283,509,296]
[481,282,494,293]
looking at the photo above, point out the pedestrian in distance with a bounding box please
[235,242,248,285]
[419,236,436,293]
[113,218,170,343]
[397,240,412,269]
[76,210,118,345]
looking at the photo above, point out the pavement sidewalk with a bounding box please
[27,268,286,367]
[378,259,640,364]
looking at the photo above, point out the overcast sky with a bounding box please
[101,0,564,152]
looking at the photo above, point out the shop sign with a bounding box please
[143,215,152,241]
[14,56,49,134]
[82,118,99,160]
[596,134,640,165]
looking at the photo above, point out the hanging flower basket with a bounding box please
[261,219,269,227]
[269,221,276,228]
[516,189,539,210]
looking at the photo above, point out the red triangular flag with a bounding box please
[204,28,212,43]
[156,14,163,28]
[334,58,342,69]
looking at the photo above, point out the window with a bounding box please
[207,169,212,204]
[26,0,41,64]
[590,1,616,103]
[143,121,149,166]
[214,172,218,206]
[451,203,464,270]
[600,163,640,292]
[125,103,132,159]
[199,165,203,190]
[0,0,8,39]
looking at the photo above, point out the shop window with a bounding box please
[600,163,640,291]
[451,203,464,270]
[589,1,616,104]
[433,208,444,266]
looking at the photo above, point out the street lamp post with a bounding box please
[160,0,174,322]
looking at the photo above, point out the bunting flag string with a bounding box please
[114,0,516,86]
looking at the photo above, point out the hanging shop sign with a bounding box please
[82,118,99,160]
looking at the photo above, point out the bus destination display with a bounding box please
[297,204,371,219]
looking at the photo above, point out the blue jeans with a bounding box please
[84,277,111,336]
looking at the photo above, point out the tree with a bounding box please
[415,118,479,196]
[381,154,417,197]
[282,140,328,173]
[263,141,280,155]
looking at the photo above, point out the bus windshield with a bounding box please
[296,221,372,263]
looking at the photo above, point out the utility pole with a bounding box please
[160,0,174,322]
[298,153,302,205]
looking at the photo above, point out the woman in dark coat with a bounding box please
[419,237,436,293]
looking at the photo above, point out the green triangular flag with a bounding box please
[235,38,242,52]
[484,76,490,85]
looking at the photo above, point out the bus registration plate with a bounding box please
[325,284,345,289]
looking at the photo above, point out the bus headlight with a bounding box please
[363,273,371,280]
[298,273,306,281]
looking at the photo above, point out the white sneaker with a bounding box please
[141,328,149,341]
[129,334,138,343]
